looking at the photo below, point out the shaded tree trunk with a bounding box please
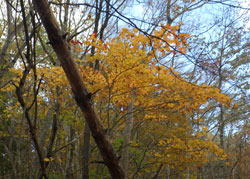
[121,102,134,177]
[32,0,125,178]
[81,0,111,177]
[81,124,91,179]
[66,126,75,179]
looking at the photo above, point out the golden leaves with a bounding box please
[154,133,227,169]
[3,22,233,172]
[44,157,54,162]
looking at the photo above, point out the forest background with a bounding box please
[0,0,249,178]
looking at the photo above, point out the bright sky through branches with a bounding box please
[239,0,250,29]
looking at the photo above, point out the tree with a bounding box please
[0,0,249,178]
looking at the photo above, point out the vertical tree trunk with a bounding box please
[81,124,91,179]
[219,104,224,149]
[166,165,170,179]
[81,4,101,175]
[218,61,226,178]
[81,0,111,176]
[121,102,134,177]
[186,168,190,179]
[66,126,75,179]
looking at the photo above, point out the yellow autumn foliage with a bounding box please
[0,24,231,172]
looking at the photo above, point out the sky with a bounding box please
[239,0,250,29]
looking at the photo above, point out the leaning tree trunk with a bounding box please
[32,0,125,178]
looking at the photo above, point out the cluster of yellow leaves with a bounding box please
[84,26,190,58]
[44,157,54,162]
[80,26,194,107]
[80,26,230,169]
[155,133,227,169]
[0,66,80,126]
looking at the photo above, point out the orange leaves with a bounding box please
[34,32,233,119]
[92,32,97,38]
[232,103,238,109]
[80,25,191,70]
[14,23,230,171]
[179,33,191,38]
[149,24,191,56]
[70,40,83,45]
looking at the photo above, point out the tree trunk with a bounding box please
[81,1,101,176]
[121,102,134,177]
[32,0,125,178]
[66,126,75,179]
[81,124,91,179]
[0,0,25,80]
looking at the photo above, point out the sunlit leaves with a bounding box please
[1,23,232,173]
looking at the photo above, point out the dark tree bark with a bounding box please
[31,0,125,178]
[82,124,91,179]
